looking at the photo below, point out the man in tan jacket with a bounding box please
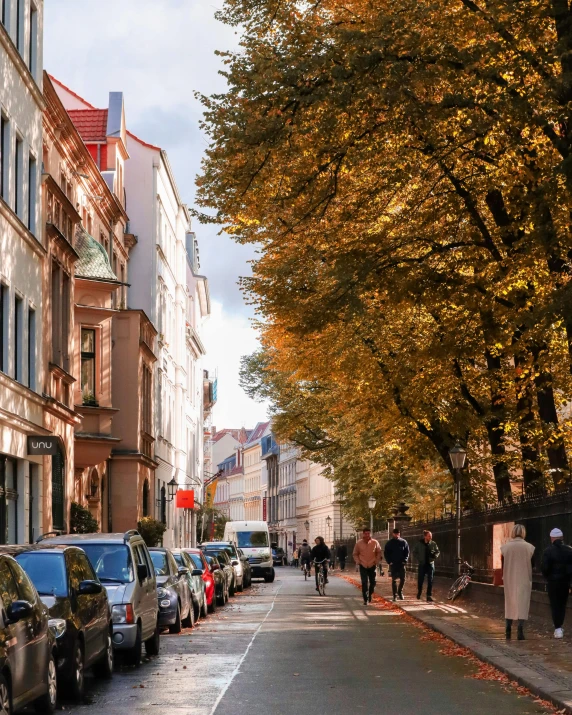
[353,527,382,605]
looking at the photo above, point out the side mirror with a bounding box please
[191,568,203,577]
[231,560,239,566]
[78,580,103,596]
[137,563,149,582]
[211,564,220,571]
[7,600,33,624]
[178,566,189,577]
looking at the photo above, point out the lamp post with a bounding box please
[326,515,332,543]
[304,520,310,540]
[367,496,376,534]
[449,443,467,577]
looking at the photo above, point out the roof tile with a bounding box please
[67,109,108,142]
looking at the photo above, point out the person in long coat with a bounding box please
[500,524,535,640]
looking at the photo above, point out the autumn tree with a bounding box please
[198,0,572,506]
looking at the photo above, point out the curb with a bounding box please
[338,573,572,713]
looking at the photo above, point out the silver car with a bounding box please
[42,531,160,667]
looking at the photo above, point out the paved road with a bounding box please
[63,568,547,715]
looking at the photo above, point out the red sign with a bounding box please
[262,497,267,521]
[175,490,195,509]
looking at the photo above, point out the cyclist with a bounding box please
[299,539,312,575]
[311,536,331,591]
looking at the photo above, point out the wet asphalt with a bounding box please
[58,568,547,715]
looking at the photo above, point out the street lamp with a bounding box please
[326,515,332,542]
[304,520,310,534]
[367,496,376,534]
[449,443,467,577]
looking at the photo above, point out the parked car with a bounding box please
[238,548,253,588]
[201,541,251,591]
[272,547,287,566]
[171,549,207,620]
[0,553,58,713]
[0,544,113,700]
[202,554,229,607]
[42,531,160,667]
[201,545,236,595]
[149,548,193,633]
[183,549,219,613]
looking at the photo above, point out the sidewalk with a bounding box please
[338,568,572,713]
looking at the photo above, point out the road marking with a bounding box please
[210,584,282,715]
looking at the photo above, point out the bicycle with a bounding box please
[313,559,328,596]
[302,561,311,581]
[447,561,475,601]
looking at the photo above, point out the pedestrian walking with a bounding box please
[292,548,299,568]
[500,524,535,640]
[412,530,440,602]
[330,545,336,569]
[541,527,572,639]
[336,543,348,571]
[353,527,382,605]
[384,528,410,601]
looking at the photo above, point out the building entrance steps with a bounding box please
[339,569,572,713]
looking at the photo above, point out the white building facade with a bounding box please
[0,0,45,543]
[243,422,270,522]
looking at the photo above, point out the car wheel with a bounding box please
[224,585,229,604]
[69,641,85,700]
[237,577,244,593]
[209,592,217,613]
[201,594,208,618]
[216,585,225,606]
[94,630,114,678]
[144,621,160,657]
[229,578,235,597]
[169,604,182,634]
[182,601,193,629]
[35,652,57,713]
[125,624,142,667]
[0,673,12,715]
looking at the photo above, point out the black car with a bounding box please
[2,544,113,700]
[149,548,193,633]
[202,554,229,606]
[272,547,287,566]
[201,547,236,596]
[0,553,57,713]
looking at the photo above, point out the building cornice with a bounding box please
[0,198,46,257]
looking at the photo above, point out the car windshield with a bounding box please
[205,549,227,563]
[15,552,67,597]
[187,554,203,569]
[81,544,133,583]
[150,551,169,576]
[236,531,269,548]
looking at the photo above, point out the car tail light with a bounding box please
[125,604,135,624]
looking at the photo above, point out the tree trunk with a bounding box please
[513,353,543,491]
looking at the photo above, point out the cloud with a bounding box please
[44,0,265,426]
[203,301,270,428]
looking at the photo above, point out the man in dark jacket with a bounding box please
[311,537,331,591]
[412,530,440,602]
[336,543,348,571]
[541,528,572,638]
[384,528,410,600]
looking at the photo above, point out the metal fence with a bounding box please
[335,485,572,590]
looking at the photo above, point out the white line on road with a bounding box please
[209,586,282,715]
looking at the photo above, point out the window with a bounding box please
[14,135,23,218]
[14,294,22,382]
[5,458,17,543]
[1,0,5,26]
[28,4,37,76]
[80,328,96,405]
[16,0,23,53]
[28,464,36,543]
[27,306,35,389]
[142,480,149,517]
[0,283,6,373]
[11,559,37,603]
[27,153,36,233]
[0,115,7,202]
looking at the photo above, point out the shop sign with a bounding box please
[27,436,60,455]
[176,490,195,509]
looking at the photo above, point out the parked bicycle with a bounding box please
[447,561,475,601]
[313,559,328,596]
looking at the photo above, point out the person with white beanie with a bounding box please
[541,528,572,638]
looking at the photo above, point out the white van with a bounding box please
[223,521,274,583]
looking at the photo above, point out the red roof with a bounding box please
[127,129,161,151]
[67,109,108,142]
[245,421,270,445]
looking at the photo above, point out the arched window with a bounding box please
[90,469,99,498]
[142,480,149,517]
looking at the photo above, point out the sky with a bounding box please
[44,0,268,430]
